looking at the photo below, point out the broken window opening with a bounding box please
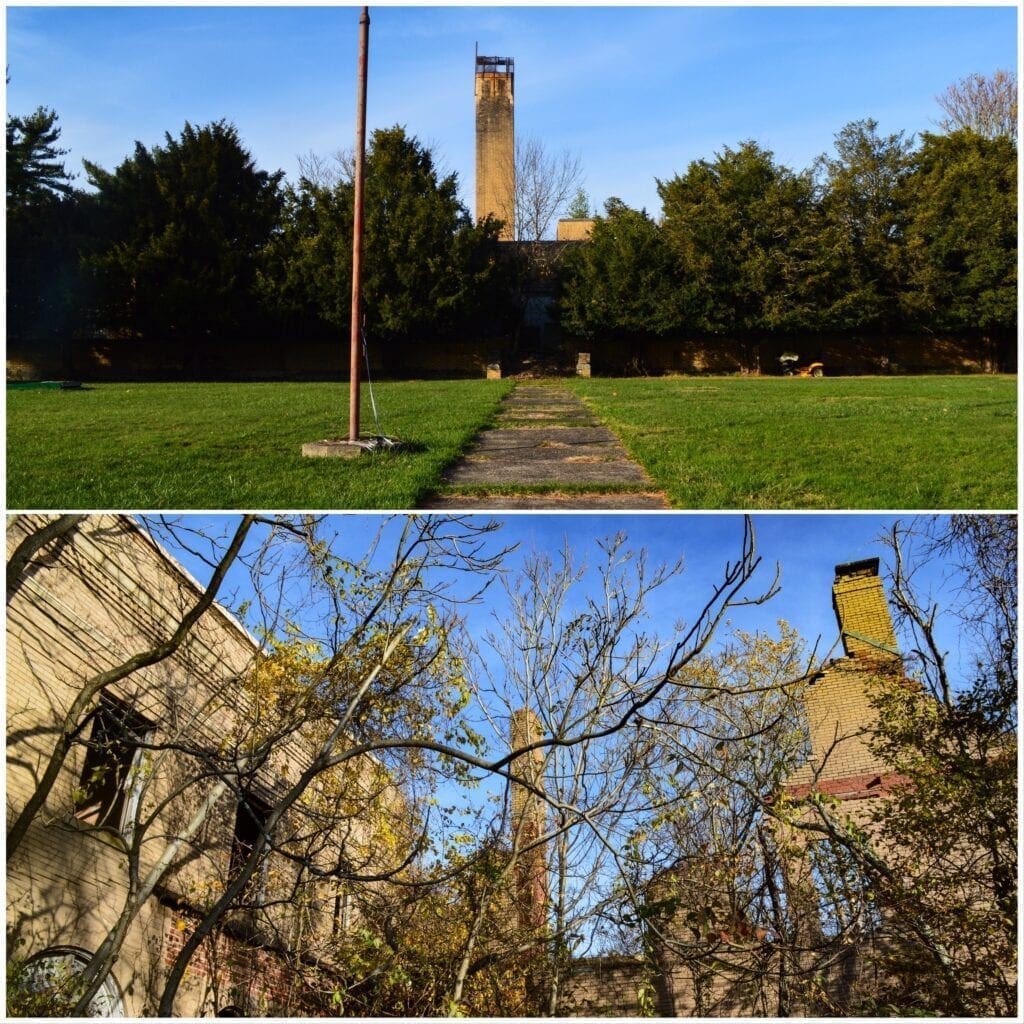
[75,695,153,839]
[229,793,272,903]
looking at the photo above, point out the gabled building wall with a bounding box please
[6,515,399,1016]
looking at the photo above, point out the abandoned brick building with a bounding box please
[557,558,920,1017]
[6,514,407,1016]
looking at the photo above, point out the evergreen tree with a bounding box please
[565,188,591,220]
[84,120,284,348]
[6,106,88,352]
[657,142,820,337]
[900,130,1016,361]
[559,198,681,339]
[6,106,75,210]
[813,119,914,331]
[261,126,513,347]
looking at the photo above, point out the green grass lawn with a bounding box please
[566,375,1017,509]
[7,380,513,509]
[7,376,1016,510]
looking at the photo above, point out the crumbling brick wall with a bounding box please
[558,956,651,1017]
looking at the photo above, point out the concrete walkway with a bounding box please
[422,383,669,509]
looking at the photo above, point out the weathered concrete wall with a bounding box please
[6,333,499,382]
[577,332,1016,377]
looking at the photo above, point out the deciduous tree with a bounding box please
[155,516,772,1016]
[510,136,585,242]
[936,70,1018,141]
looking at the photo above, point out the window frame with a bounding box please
[74,694,154,841]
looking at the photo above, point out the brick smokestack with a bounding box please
[510,708,547,931]
[832,558,899,659]
[475,51,515,240]
[784,557,908,804]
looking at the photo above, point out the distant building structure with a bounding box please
[509,708,547,931]
[475,50,515,239]
[556,218,595,242]
[558,556,925,1016]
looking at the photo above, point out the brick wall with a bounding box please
[6,515,259,1014]
[558,956,650,1016]
[787,560,903,792]
[159,912,330,1015]
[832,560,899,657]
[510,708,548,931]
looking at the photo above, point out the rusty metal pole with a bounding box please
[348,6,369,443]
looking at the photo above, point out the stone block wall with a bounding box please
[5,333,497,382]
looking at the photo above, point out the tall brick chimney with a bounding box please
[832,558,899,659]
[509,708,547,930]
[475,50,515,240]
[786,557,905,799]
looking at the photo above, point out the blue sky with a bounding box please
[149,511,982,846]
[6,4,1017,218]
[154,512,956,676]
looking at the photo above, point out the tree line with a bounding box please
[6,117,517,363]
[6,70,1016,370]
[561,120,1016,354]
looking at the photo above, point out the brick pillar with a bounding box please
[510,708,547,930]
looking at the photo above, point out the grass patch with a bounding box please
[565,375,1017,509]
[7,380,513,509]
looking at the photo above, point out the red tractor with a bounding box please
[778,352,825,377]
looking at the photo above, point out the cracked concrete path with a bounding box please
[422,383,669,509]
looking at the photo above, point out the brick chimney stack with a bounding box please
[785,557,906,799]
[475,50,515,240]
[509,708,547,931]
[832,558,900,659]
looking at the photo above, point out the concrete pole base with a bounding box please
[302,435,403,458]
[301,438,369,459]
